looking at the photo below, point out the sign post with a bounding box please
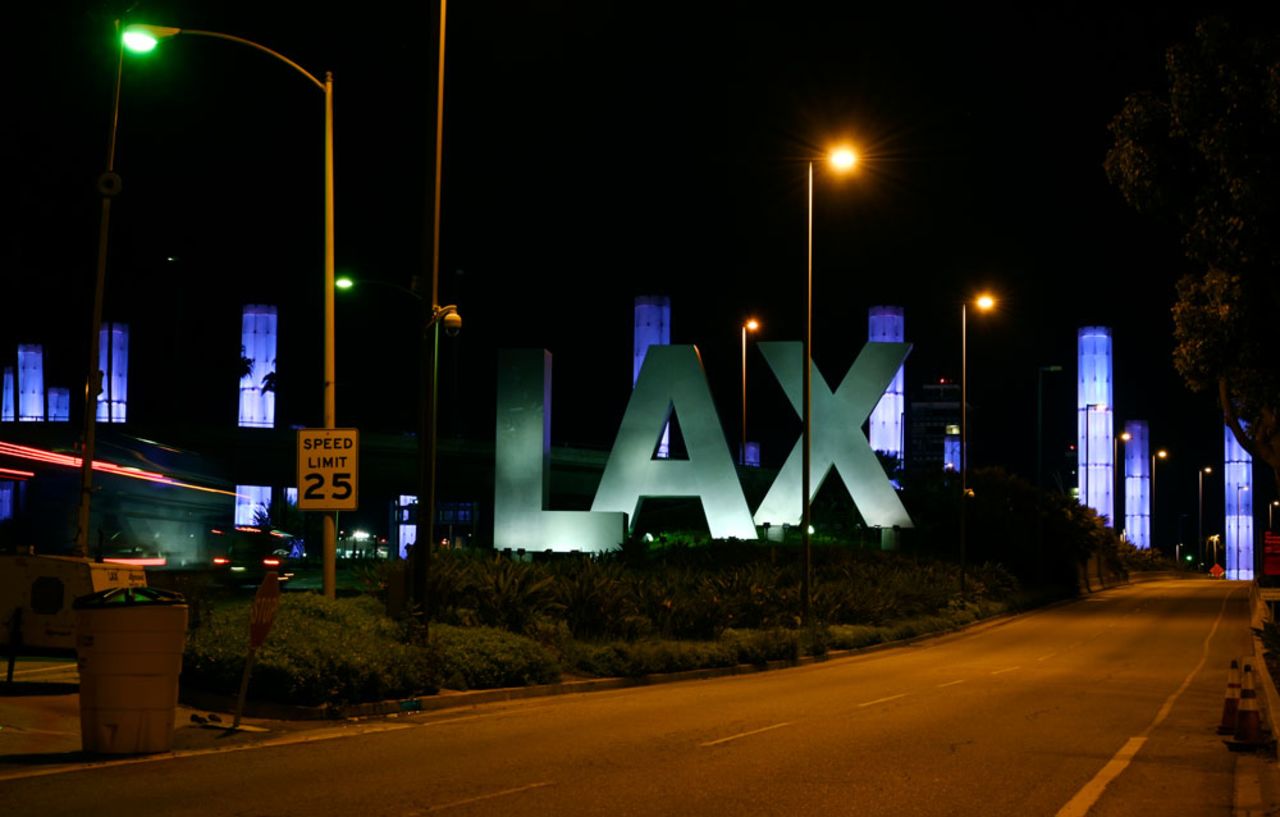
[297,428,359,598]
[232,571,282,729]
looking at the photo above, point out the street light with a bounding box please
[802,145,858,623]
[741,318,760,466]
[1151,448,1168,552]
[125,22,339,596]
[1271,500,1279,531]
[75,19,128,558]
[1114,430,1130,532]
[1198,466,1212,566]
[960,292,996,596]
[335,274,461,612]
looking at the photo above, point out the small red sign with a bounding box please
[1210,563,1226,579]
[249,572,282,649]
[1265,533,1280,577]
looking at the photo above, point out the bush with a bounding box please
[184,595,437,707]
[431,624,561,690]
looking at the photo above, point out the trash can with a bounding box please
[74,587,188,754]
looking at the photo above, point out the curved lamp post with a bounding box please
[802,146,858,622]
[125,23,339,596]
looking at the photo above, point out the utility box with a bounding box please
[1,554,146,651]
[74,587,187,754]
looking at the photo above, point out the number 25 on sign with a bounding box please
[296,428,359,510]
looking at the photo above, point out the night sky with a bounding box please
[11,2,1278,538]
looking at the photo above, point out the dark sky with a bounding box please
[10,2,1277,534]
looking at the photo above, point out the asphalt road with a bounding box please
[3,580,1257,816]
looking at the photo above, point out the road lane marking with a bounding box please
[700,722,792,746]
[936,679,966,689]
[422,781,552,812]
[991,666,1021,675]
[1055,586,1238,817]
[1037,653,1057,662]
[7,664,78,678]
[1056,736,1148,817]
[858,694,908,707]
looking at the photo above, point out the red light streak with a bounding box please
[0,467,35,479]
[0,439,238,498]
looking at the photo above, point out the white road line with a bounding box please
[421,781,552,812]
[1055,587,1238,817]
[1056,736,1148,817]
[7,664,78,678]
[936,679,966,689]
[991,666,1021,675]
[1037,653,1057,662]
[700,722,792,747]
[858,694,908,707]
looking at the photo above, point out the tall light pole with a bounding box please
[802,146,857,623]
[740,318,760,466]
[1198,466,1212,566]
[413,0,451,631]
[960,293,996,596]
[1115,430,1130,532]
[76,19,128,558]
[1151,448,1168,553]
[1271,500,1278,531]
[124,23,339,596]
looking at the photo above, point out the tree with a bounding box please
[1105,18,1280,488]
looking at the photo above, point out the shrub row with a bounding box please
[182,591,1027,705]
[374,547,1020,642]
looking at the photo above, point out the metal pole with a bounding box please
[1198,470,1204,566]
[77,20,127,557]
[801,161,813,624]
[741,324,747,467]
[960,302,967,597]
[1151,454,1156,554]
[415,0,448,630]
[322,72,337,599]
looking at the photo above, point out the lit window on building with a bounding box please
[17,345,44,422]
[238,305,277,429]
[96,323,128,423]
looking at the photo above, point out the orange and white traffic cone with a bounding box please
[1218,658,1242,735]
[1226,662,1266,751]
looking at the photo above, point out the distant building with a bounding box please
[908,380,961,472]
[868,306,905,466]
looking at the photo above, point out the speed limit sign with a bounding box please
[297,428,359,510]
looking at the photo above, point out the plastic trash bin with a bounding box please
[74,587,188,754]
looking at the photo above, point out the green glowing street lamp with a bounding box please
[123,21,340,598]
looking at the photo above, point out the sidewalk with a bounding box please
[0,657,320,778]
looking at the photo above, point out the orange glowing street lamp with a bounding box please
[801,145,859,622]
[960,292,996,595]
[741,318,760,466]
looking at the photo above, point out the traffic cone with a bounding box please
[1217,658,1242,735]
[1226,662,1266,750]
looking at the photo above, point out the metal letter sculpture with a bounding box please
[752,341,913,530]
[592,345,757,539]
[493,349,628,552]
